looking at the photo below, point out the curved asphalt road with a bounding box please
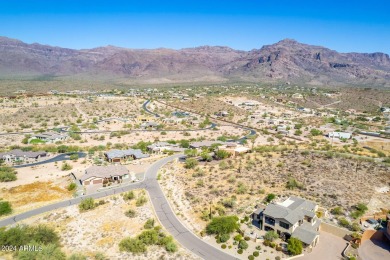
[143,99,160,117]
[0,154,237,260]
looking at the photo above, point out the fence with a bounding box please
[320,222,351,238]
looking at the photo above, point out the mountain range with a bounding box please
[0,36,389,88]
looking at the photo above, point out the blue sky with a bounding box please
[1,0,389,53]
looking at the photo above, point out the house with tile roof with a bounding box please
[252,196,320,248]
[80,165,130,186]
[104,149,149,163]
[0,149,47,164]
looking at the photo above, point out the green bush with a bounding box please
[67,183,77,191]
[219,233,230,243]
[244,236,250,241]
[239,240,249,250]
[136,196,147,207]
[0,225,60,249]
[287,237,303,255]
[234,234,243,241]
[248,256,254,260]
[0,201,12,216]
[79,198,96,212]
[144,218,155,229]
[338,217,350,228]
[165,241,177,252]
[206,215,239,235]
[221,244,227,249]
[184,158,198,169]
[138,229,158,245]
[123,191,135,200]
[69,153,79,161]
[93,252,107,260]
[0,166,17,182]
[125,209,136,218]
[119,237,147,253]
[61,162,72,171]
[264,231,279,242]
[265,193,276,203]
[17,243,66,260]
[256,245,261,250]
[253,251,259,257]
[331,206,344,215]
[237,249,243,254]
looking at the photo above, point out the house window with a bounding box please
[265,216,275,226]
[279,221,290,229]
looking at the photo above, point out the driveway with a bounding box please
[298,231,347,260]
[358,239,390,260]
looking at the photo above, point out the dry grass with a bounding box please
[0,181,72,208]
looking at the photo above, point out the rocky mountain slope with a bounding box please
[0,36,389,87]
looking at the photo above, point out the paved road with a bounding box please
[0,154,236,260]
[144,154,237,260]
[14,152,87,168]
[143,99,160,117]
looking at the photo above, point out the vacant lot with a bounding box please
[159,149,390,233]
[16,190,197,260]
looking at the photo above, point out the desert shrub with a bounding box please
[264,231,279,242]
[0,225,60,249]
[275,257,281,260]
[119,237,147,253]
[123,191,135,200]
[206,215,239,235]
[67,183,77,191]
[255,245,261,250]
[61,162,72,171]
[234,234,243,241]
[144,218,155,229]
[237,249,243,254]
[79,198,96,212]
[221,198,236,208]
[236,182,248,194]
[125,209,136,218]
[287,237,303,255]
[253,251,259,257]
[239,240,249,250]
[331,206,344,215]
[165,241,177,252]
[17,243,66,260]
[93,252,107,260]
[215,150,230,160]
[338,217,350,228]
[219,234,230,243]
[136,196,147,207]
[69,153,79,161]
[221,244,227,249]
[244,236,250,241]
[0,201,12,216]
[184,158,198,169]
[265,193,276,203]
[138,230,159,245]
[0,166,17,182]
[351,222,361,232]
[248,256,255,260]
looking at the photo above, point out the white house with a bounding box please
[327,132,352,139]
